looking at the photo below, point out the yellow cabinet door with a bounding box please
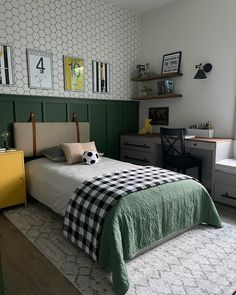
[0,151,26,209]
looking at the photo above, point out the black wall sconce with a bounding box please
[194,63,212,79]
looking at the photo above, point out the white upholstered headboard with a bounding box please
[14,122,90,157]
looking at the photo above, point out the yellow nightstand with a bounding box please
[0,150,27,209]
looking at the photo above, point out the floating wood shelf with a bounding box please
[131,73,183,82]
[133,93,183,101]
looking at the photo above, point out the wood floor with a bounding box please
[0,202,235,295]
[0,213,82,295]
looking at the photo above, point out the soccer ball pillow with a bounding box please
[82,151,100,165]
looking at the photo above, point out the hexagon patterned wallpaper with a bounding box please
[0,0,140,100]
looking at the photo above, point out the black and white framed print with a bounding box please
[92,61,110,93]
[27,49,53,89]
[0,45,14,85]
[161,51,182,74]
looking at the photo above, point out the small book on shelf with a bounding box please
[157,80,174,95]
[157,81,165,95]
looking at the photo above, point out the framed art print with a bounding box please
[149,107,169,126]
[64,56,85,91]
[161,51,182,74]
[0,44,14,86]
[92,61,110,93]
[27,49,53,89]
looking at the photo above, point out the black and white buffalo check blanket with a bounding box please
[63,166,193,261]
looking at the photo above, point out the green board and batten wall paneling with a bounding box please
[123,104,139,133]
[0,94,139,160]
[68,103,88,122]
[43,103,67,122]
[15,102,43,122]
[107,105,123,160]
[89,104,107,154]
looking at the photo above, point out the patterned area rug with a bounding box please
[4,201,236,295]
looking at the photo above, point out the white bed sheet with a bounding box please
[25,157,138,216]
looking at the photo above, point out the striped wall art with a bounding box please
[92,61,110,93]
[0,45,13,85]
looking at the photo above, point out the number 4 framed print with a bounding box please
[27,49,53,89]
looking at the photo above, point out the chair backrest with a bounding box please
[160,127,186,166]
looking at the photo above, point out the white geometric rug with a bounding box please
[4,201,236,295]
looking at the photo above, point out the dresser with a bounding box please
[0,150,27,209]
[120,134,161,166]
[120,133,233,195]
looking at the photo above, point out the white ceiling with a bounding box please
[101,0,178,15]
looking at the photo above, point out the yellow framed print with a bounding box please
[64,56,85,91]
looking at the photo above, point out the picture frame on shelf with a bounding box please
[64,56,85,92]
[27,48,53,89]
[149,107,169,125]
[164,80,174,93]
[92,61,110,93]
[0,44,14,86]
[161,51,182,74]
[136,64,146,77]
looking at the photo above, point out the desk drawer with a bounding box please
[215,170,236,186]
[121,135,155,153]
[214,182,236,202]
[186,140,214,151]
[120,149,156,166]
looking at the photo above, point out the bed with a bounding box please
[25,156,138,216]
[14,120,222,295]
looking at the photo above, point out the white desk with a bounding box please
[120,133,233,195]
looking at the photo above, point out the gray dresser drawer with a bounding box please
[120,135,156,153]
[120,149,156,166]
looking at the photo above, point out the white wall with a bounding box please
[139,0,236,137]
[0,0,139,100]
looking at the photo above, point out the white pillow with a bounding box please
[61,142,97,164]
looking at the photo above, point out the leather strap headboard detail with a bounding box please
[72,113,80,143]
[28,112,36,157]
[14,117,90,157]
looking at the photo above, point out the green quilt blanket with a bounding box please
[98,179,222,295]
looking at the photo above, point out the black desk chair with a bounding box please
[160,127,202,182]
